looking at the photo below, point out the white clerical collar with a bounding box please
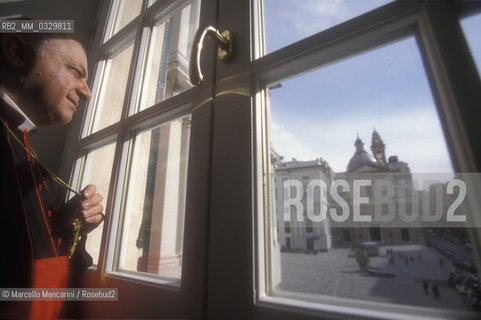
[0,90,36,133]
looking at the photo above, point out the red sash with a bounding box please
[29,256,69,320]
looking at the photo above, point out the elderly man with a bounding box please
[0,30,104,319]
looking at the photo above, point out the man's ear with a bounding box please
[1,34,27,69]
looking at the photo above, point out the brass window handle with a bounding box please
[189,25,234,87]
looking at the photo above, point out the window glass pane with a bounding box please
[137,0,200,112]
[265,37,480,314]
[90,40,134,134]
[116,115,191,284]
[107,0,143,40]
[461,13,481,76]
[262,0,392,55]
[78,141,117,265]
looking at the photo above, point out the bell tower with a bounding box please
[371,129,387,167]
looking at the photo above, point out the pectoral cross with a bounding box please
[69,217,83,258]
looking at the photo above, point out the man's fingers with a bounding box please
[83,204,104,223]
[85,212,104,224]
[78,184,105,227]
[81,193,103,209]
[81,184,97,198]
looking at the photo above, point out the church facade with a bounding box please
[274,130,424,252]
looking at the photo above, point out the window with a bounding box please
[58,0,481,318]
[105,0,143,40]
[285,222,291,234]
[75,140,116,262]
[256,1,481,319]
[69,0,200,284]
[88,39,134,134]
[116,115,190,282]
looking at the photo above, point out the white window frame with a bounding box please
[56,0,481,318]
[58,0,217,318]
[206,1,481,319]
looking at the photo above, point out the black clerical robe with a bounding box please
[0,96,92,319]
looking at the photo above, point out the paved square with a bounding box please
[278,244,472,311]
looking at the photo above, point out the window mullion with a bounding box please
[98,125,131,273]
[417,1,481,295]
[417,2,481,172]
[117,23,145,123]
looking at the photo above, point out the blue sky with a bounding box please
[264,0,392,54]
[264,0,480,174]
[461,13,481,76]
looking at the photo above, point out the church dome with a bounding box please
[347,136,378,172]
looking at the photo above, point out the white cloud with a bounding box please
[283,0,349,36]
[275,0,390,38]
[270,121,316,161]
[270,104,453,173]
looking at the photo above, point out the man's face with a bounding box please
[20,38,91,126]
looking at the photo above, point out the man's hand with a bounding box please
[53,184,104,245]
[80,184,104,227]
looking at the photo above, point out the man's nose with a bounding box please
[78,81,92,101]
